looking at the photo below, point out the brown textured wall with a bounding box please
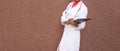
[0,0,120,51]
[81,0,120,51]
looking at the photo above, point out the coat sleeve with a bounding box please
[61,3,72,25]
[75,4,88,30]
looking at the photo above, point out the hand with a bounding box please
[68,18,74,25]
[68,18,78,27]
[63,21,70,25]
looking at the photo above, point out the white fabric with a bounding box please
[57,1,88,51]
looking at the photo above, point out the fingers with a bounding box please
[68,18,74,24]
[68,18,78,27]
[63,18,78,27]
[63,21,70,25]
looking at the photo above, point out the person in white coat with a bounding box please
[57,0,88,51]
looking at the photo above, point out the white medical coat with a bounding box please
[57,1,88,51]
